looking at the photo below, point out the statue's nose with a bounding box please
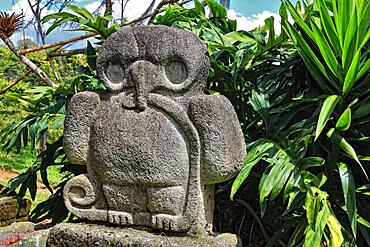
[128,60,156,110]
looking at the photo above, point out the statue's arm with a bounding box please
[189,95,246,185]
[64,92,100,164]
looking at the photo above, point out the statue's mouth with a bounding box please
[121,94,136,110]
[121,92,147,111]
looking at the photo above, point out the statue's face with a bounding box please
[97,25,210,109]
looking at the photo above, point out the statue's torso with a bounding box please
[89,98,189,187]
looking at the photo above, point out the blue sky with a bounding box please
[0,0,288,13]
[0,0,296,47]
[231,0,283,17]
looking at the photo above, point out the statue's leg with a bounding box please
[148,186,187,231]
[103,184,148,226]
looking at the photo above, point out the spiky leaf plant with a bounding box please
[0,12,23,37]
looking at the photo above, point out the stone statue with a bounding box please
[62,25,246,236]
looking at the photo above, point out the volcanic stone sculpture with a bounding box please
[63,25,246,236]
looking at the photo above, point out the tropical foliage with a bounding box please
[0,0,369,246]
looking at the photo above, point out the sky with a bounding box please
[0,0,297,48]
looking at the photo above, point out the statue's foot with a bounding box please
[108,210,133,225]
[152,214,183,231]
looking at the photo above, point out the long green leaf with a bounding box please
[301,157,325,170]
[356,57,370,81]
[230,142,273,200]
[310,19,342,80]
[315,0,341,56]
[326,128,367,178]
[249,90,270,127]
[304,199,330,247]
[338,0,351,47]
[336,108,351,131]
[66,4,94,20]
[283,0,314,38]
[338,162,357,236]
[315,95,341,140]
[326,215,344,247]
[342,8,358,73]
[281,18,338,91]
[305,188,322,228]
[270,160,294,200]
[343,49,361,93]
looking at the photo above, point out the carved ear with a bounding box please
[64,92,100,164]
[189,95,246,185]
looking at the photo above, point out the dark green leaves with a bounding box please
[336,108,351,131]
[206,0,227,18]
[338,162,357,236]
[249,90,270,128]
[315,95,340,140]
[86,41,97,72]
[231,141,273,200]
[42,4,121,40]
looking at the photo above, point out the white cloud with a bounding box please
[114,0,161,21]
[84,1,103,14]
[10,0,33,22]
[10,0,55,23]
[227,9,282,35]
[85,0,162,22]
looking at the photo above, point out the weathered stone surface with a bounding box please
[47,223,242,247]
[0,221,35,246]
[62,24,246,237]
[17,229,50,247]
[0,196,31,227]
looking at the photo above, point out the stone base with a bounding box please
[47,223,242,247]
[0,196,31,227]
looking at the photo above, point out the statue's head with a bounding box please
[97,25,210,109]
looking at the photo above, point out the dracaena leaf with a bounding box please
[326,215,344,247]
[315,95,341,140]
[327,128,367,178]
[336,108,351,131]
[338,162,357,236]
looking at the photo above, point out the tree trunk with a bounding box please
[27,0,59,80]
[104,0,113,27]
[0,32,57,87]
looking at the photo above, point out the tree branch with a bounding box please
[19,33,96,54]
[0,32,57,87]
[48,48,88,57]
[18,0,192,55]
[0,69,32,94]
[148,0,179,24]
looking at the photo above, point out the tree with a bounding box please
[17,37,38,49]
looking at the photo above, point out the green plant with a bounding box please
[0,39,105,221]
[229,0,370,246]
[42,4,121,41]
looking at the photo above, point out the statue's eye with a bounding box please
[106,62,125,84]
[165,60,187,84]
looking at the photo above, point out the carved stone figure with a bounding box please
[63,25,246,236]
